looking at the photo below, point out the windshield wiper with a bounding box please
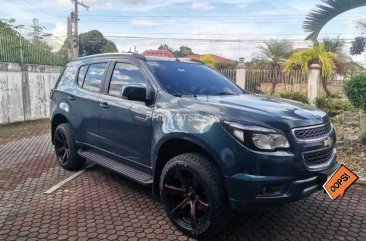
[215,91,236,96]
[173,93,198,98]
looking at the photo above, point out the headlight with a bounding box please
[224,121,290,151]
[252,134,290,150]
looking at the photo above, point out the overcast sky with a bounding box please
[2,0,366,65]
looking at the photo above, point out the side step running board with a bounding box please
[78,149,153,185]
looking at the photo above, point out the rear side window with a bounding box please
[83,63,107,93]
[108,63,147,97]
[78,65,88,86]
[59,65,76,87]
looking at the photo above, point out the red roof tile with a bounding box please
[185,54,234,63]
[142,50,176,58]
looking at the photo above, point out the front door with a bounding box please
[98,62,154,167]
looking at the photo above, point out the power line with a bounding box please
[21,0,55,18]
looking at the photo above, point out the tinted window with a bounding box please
[147,61,242,96]
[83,63,107,93]
[59,65,76,87]
[108,63,147,97]
[78,65,88,86]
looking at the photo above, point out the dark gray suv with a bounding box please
[50,53,339,238]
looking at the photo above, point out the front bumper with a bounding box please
[226,154,339,211]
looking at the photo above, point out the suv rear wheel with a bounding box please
[160,153,231,238]
[54,123,85,171]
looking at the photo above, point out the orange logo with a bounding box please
[323,165,359,200]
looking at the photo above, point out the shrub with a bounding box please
[280,92,309,104]
[315,97,355,116]
[345,75,366,110]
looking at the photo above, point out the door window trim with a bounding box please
[101,61,155,101]
[80,61,110,94]
[76,64,90,87]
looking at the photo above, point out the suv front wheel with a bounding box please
[54,123,85,171]
[160,153,231,238]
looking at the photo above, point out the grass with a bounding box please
[0,119,50,144]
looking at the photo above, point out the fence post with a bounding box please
[236,63,246,89]
[308,64,321,106]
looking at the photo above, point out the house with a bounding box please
[142,50,176,58]
[185,54,234,63]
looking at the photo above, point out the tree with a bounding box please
[174,46,193,57]
[78,30,118,56]
[258,39,294,94]
[0,18,66,66]
[258,39,294,68]
[244,58,271,69]
[285,44,338,96]
[0,18,24,34]
[28,18,52,50]
[304,0,366,41]
[158,44,174,52]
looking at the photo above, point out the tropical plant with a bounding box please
[258,39,294,67]
[285,44,338,96]
[322,37,345,54]
[285,44,337,78]
[304,0,366,41]
[258,39,294,94]
[200,55,216,67]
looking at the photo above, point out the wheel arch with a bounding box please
[51,113,69,144]
[152,135,224,196]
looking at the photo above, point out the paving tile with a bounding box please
[0,128,365,240]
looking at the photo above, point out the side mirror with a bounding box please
[122,84,147,102]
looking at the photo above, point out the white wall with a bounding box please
[0,63,63,124]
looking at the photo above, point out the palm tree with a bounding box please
[258,39,294,94]
[258,39,294,67]
[304,0,366,41]
[285,44,338,96]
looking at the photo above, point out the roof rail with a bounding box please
[77,53,146,61]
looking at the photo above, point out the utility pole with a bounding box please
[70,0,89,60]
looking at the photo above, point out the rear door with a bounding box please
[98,61,154,167]
[72,62,109,146]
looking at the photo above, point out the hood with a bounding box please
[178,94,329,131]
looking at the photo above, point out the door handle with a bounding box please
[100,102,110,109]
[68,95,76,101]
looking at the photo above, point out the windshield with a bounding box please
[147,61,243,96]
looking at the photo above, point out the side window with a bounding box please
[108,63,147,97]
[83,63,107,93]
[59,65,76,87]
[78,65,88,86]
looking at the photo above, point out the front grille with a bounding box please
[293,122,332,140]
[303,148,334,166]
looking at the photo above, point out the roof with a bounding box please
[142,50,176,58]
[185,54,234,63]
[72,53,201,65]
[76,53,146,61]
